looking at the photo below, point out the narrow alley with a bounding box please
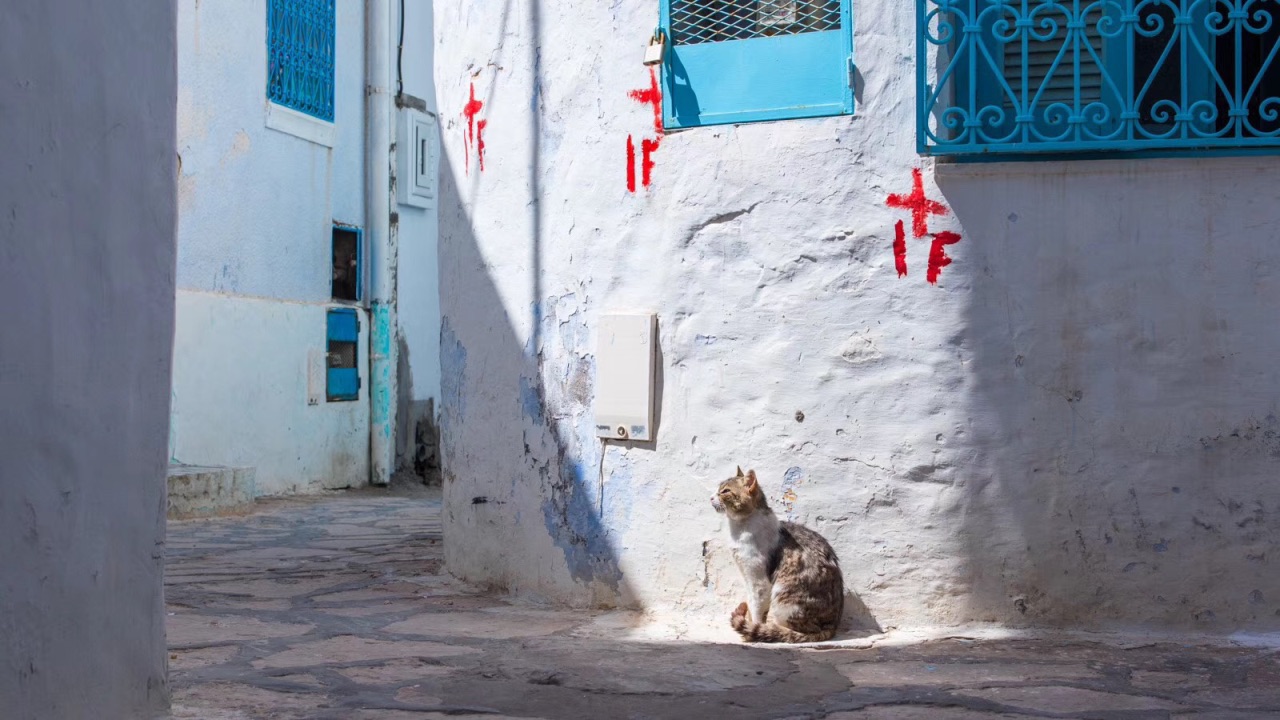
[165,494,1280,719]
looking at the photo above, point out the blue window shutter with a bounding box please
[661,0,854,129]
[326,308,359,402]
[267,0,335,122]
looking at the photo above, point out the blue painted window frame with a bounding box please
[332,223,363,303]
[918,1,1280,159]
[660,0,856,129]
[326,308,360,402]
[267,0,336,122]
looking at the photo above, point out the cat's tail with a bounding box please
[730,604,836,644]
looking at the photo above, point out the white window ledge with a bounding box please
[265,102,335,147]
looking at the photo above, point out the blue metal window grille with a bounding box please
[918,1,1280,157]
[267,0,335,122]
[661,0,855,129]
[326,308,360,402]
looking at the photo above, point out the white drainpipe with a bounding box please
[366,0,396,485]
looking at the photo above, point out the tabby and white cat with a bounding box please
[711,467,844,643]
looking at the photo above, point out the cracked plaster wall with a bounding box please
[435,0,1280,632]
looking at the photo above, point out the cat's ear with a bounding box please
[744,469,758,490]
[735,465,744,477]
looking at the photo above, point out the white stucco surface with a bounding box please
[434,0,1280,633]
[0,2,175,716]
[394,0,444,471]
[173,0,367,486]
[171,291,370,496]
[173,1,442,490]
[176,0,365,301]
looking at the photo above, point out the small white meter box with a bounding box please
[594,313,657,441]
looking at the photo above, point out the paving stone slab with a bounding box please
[954,685,1188,713]
[253,636,481,669]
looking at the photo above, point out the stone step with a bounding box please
[167,464,256,519]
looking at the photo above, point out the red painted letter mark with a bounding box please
[893,220,908,278]
[927,231,961,285]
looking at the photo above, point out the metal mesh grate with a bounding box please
[670,0,842,46]
[328,341,356,369]
[267,0,335,122]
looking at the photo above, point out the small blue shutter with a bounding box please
[326,308,359,402]
[662,0,854,129]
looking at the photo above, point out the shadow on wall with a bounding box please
[938,160,1280,631]
[396,336,442,485]
[433,0,640,609]
[433,0,883,633]
[436,145,638,607]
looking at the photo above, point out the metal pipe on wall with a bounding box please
[366,0,397,485]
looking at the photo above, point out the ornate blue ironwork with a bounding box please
[267,0,335,122]
[918,1,1280,157]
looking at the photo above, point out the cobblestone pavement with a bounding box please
[166,490,1280,719]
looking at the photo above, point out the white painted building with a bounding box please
[435,0,1280,634]
[172,0,441,496]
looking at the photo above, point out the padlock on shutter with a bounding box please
[643,30,665,66]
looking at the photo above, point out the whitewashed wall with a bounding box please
[394,1,445,480]
[173,1,361,495]
[174,1,443,494]
[434,0,1280,633]
[172,292,370,494]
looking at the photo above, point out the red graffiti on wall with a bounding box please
[893,220,908,278]
[887,169,960,285]
[625,68,664,192]
[887,168,948,238]
[927,231,961,284]
[462,82,487,174]
[626,136,637,192]
[628,67,664,136]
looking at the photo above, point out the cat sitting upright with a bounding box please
[711,467,844,643]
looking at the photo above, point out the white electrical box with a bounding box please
[397,108,437,209]
[306,349,325,406]
[594,313,657,442]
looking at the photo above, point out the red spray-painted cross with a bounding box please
[886,169,960,285]
[887,168,948,238]
[625,68,664,192]
[462,82,487,174]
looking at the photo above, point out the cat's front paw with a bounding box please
[730,602,749,627]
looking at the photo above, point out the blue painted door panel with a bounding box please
[327,308,358,342]
[326,367,359,401]
[664,29,853,129]
[326,308,359,402]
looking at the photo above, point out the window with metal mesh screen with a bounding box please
[670,0,842,45]
[267,0,335,122]
[660,0,854,128]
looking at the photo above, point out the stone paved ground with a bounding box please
[165,489,1280,719]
